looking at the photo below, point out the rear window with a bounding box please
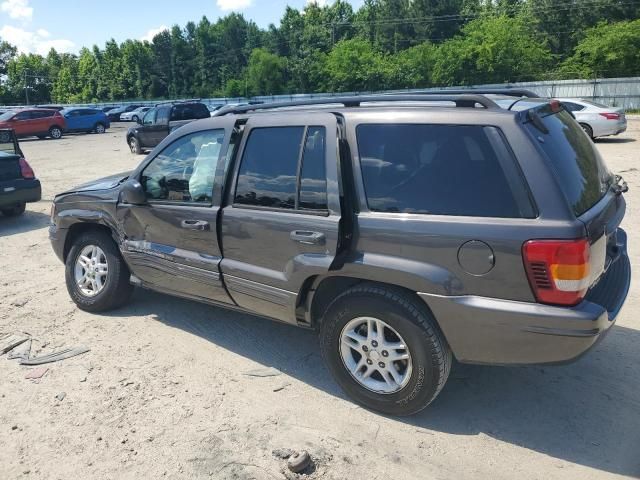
[171,104,210,121]
[525,109,613,216]
[357,124,532,218]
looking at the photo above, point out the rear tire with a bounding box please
[128,136,142,155]
[319,284,452,416]
[1,203,26,217]
[49,126,63,139]
[65,230,133,312]
[580,123,594,140]
[95,123,106,134]
[132,115,139,123]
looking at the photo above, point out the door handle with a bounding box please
[290,230,325,245]
[180,220,210,231]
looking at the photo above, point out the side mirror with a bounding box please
[120,178,147,205]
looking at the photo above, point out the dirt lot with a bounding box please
[1,120,639,480]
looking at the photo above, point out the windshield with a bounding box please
[525,108,613,216]
[0,111,15,121]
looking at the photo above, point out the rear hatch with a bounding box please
[523,103,629,313]
[0,129,22,182]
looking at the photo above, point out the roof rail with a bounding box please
[155,98,203,106]
[394,88,540,98]
[213,94,501,116]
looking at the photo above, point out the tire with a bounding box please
[49,126,63,139]
[132,115,139,123]
[128,136,142,155]
[580,123,594,140]
[95,123,106,134]
[65,230,133,312]
[0,131,11,142]
[1,203,26,217]
[319,284,452,416]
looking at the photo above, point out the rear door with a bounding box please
[118,121,235,304]
[220,112,341,324]
[146,106,170,147]
[64,109,82,131]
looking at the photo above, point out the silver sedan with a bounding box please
[558,98,627,140]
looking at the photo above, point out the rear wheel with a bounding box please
[65,230,133,312]
[1,203,26,217]
[132,115,139,123]
[128,136,142,155]
[0,131,11,142]
[319,284,452,416]
[95,123,106,134]
[580,123,594,140]
[49,126,63,139]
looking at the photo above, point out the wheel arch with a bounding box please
[62,220,117,262]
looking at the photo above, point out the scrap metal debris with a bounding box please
[0,334,29,355]
[7,339,31,361]
[24,367,49,380]
[55,392,67,402]
[20,346,90,366]
[243,367,282,378]
[287,451,312,474]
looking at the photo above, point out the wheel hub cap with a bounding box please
[339,317,413,394]
[74,245,108,297]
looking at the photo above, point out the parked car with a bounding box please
[61,108,110,134]
[36,105,65,111]
[107,105,142,122]
[558,98,627,139]
[102,106,118,113]
[120,107,151,123]
[126,101,210,154]
[0,108,66,139]
[50,93,630,415]
[0,128,40,216]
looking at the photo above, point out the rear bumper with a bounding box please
[419,230,630,365]
[0,179,41,208]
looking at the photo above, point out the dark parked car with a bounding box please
[50,93,630,415]
[0,108,66,139]
[0,129,40,216]
[62,108,110,134]
[126,101,210,154]
[107,105,142,122]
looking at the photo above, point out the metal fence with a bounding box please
[11,76,640,111]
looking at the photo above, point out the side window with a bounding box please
[234,127,304,209]
[157,107,170,124]
[563,102,585,112]
[14,112,31,120]
[299,127,327,210]
[39,110,55,118]
[140,129,225,204]
[357,124,529,218]
[143,109,157,125]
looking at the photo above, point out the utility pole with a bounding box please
[24,69,30,105]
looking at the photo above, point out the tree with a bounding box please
[324,38,391,92]
[247,48,286,95]
[560,19,640,78]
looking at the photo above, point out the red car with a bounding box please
[0,108,66,140]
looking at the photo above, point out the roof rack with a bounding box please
[213,94,501,116]
[387,88,540,98]
[155,98,202,106]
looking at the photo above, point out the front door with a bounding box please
[64,110,82,131]
[118,124,233,305]
[220,112,342,324]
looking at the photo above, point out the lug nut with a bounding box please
[371,341,378,348]
[378,362,385,368]
[362,345,368,352]
[382,351,389,357]
[366,359,373,365]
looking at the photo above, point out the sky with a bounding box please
[0,0,364,56]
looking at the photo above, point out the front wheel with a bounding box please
[65,230,133,312]
[319,284,452,416]
[49,126,63,139]
[128,136,142,155]
[95,123,106,134]
[1,203,26,217]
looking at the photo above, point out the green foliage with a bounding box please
[0,1,637,104]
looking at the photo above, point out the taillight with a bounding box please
[599,113,620,120]
[19,157,35,179]
[523,239,591,306]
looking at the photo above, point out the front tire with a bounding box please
[128,136,142,155]
[1,203,26,216]
[95,123,106,134]
[65,230,133,312]
[319,284,451,416]
[49,126,63,139]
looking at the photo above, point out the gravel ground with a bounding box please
[0,120,639,480]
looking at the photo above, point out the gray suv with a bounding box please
[49,92,631,415]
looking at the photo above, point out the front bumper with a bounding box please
[49,223,69,262]
[0,179,41,208]
[419,231,631,365]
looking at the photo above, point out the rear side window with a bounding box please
[235,127,304,209]
[157,107,170,124]
[171,104,210,121]
[525,109,612,216]
[357,124,531,218]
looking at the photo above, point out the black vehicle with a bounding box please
[50,93,630,415]
[0,129,41,216]
[126,101,210,154]
[107,105,142,122]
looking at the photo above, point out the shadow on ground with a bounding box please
[110,289,640,477]
[0,210,50,237]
